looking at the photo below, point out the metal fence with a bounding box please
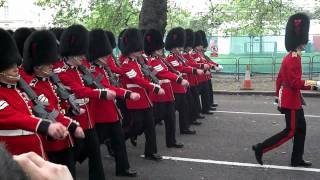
[213,55,320,81]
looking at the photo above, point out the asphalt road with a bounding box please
[77,94,320,180]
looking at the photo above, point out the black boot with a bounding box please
[116,168,138,177]
[252,144,263,165]
[291,160,312,167]
[130,136,137,147]
[104,139,115,157]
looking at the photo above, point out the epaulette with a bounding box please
[53,64,68,74]
[123,59,129,64]
[29,78,38,87]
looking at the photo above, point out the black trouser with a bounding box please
[190,86,202,119]
[207,79,215,106]
[174,93,191,132]
[127,108,158,156]
[198,81,211,112]
[95,121,130,174]
[74,129,105,180]
[47,147,76,179]
[153,102,177,146]
[116,98,131,134]
[257,108,306,163]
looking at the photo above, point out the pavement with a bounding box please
[76,94,320,180]
[213,75,320,97]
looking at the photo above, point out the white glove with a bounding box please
[317,81,320,88]
[38,94,49,105]
[215,64,223,72]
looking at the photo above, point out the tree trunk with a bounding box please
[139,0,167,35]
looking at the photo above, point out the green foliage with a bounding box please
[208,0,298,36]
[35,0,85,27]
[166,2,192,31]
[84,0,141,34]
[35,0,141,34]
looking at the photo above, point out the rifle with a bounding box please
[175,54,188,67]
[103,64,120,87]
[159,55,181,76]
[50,73,81,115]
[18,78,58,122]
[78,65,105,89]
[137,55,159,84]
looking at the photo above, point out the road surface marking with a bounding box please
[215,111,320,118]
[163,156,320,173]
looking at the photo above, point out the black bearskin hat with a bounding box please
[0,28,21,72]
[6,30,13,36]
[120,28,143,56]
[13,27,32,56]
[197,30,208,48]
[23,30,58,75]
[144,29,164,56]
[194,31,203,48]
[185,29,195,48]
[60,24,89,57]
[50,27,65,42]
[105,31,116,49]
[118,28,128,53]
[87,29,113,62]
[285,13,310,52]
[165,27,186,50]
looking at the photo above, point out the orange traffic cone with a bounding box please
[241,64,254,90]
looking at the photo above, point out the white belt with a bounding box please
[0,130,34,136]
[159,79,170,84]
[126,84,142,88]
[75,98,89,105]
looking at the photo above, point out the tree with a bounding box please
[215,0,298,36]
[35,0,86,27]
[84,0,141,34]
[166,1,191,32]
[35,0,141,34]
[139,0,167,34]
[313,0,320,19]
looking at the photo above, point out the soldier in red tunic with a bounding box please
[86,29,138,177]
[252,13,320,167]
[198,30,222,109]
[165,27,201,134]
[183,29,209,122]
[120,28,163,161]
[0,28,67,159]
[21,30,85,178]
[144,29,185,148]
[57,24,108,180]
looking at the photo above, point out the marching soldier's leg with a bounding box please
[95,123,114,157]
[187,88,201,125]
[144,108,157,154]
[291,109,310,166]
[200,82,212,114]
[252,109,296,165]
[191,86,202,118]
[207,80,217,107]
[110,121,137,177]
[176,93,196,134]
[127,109,144,146]
[164,102,184,148]
[153,102,164,125]
[117,98,131,137]
[85,129,106,180]
[143,108,162,161]
[175,93,192,134]
[47,148,76,179]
